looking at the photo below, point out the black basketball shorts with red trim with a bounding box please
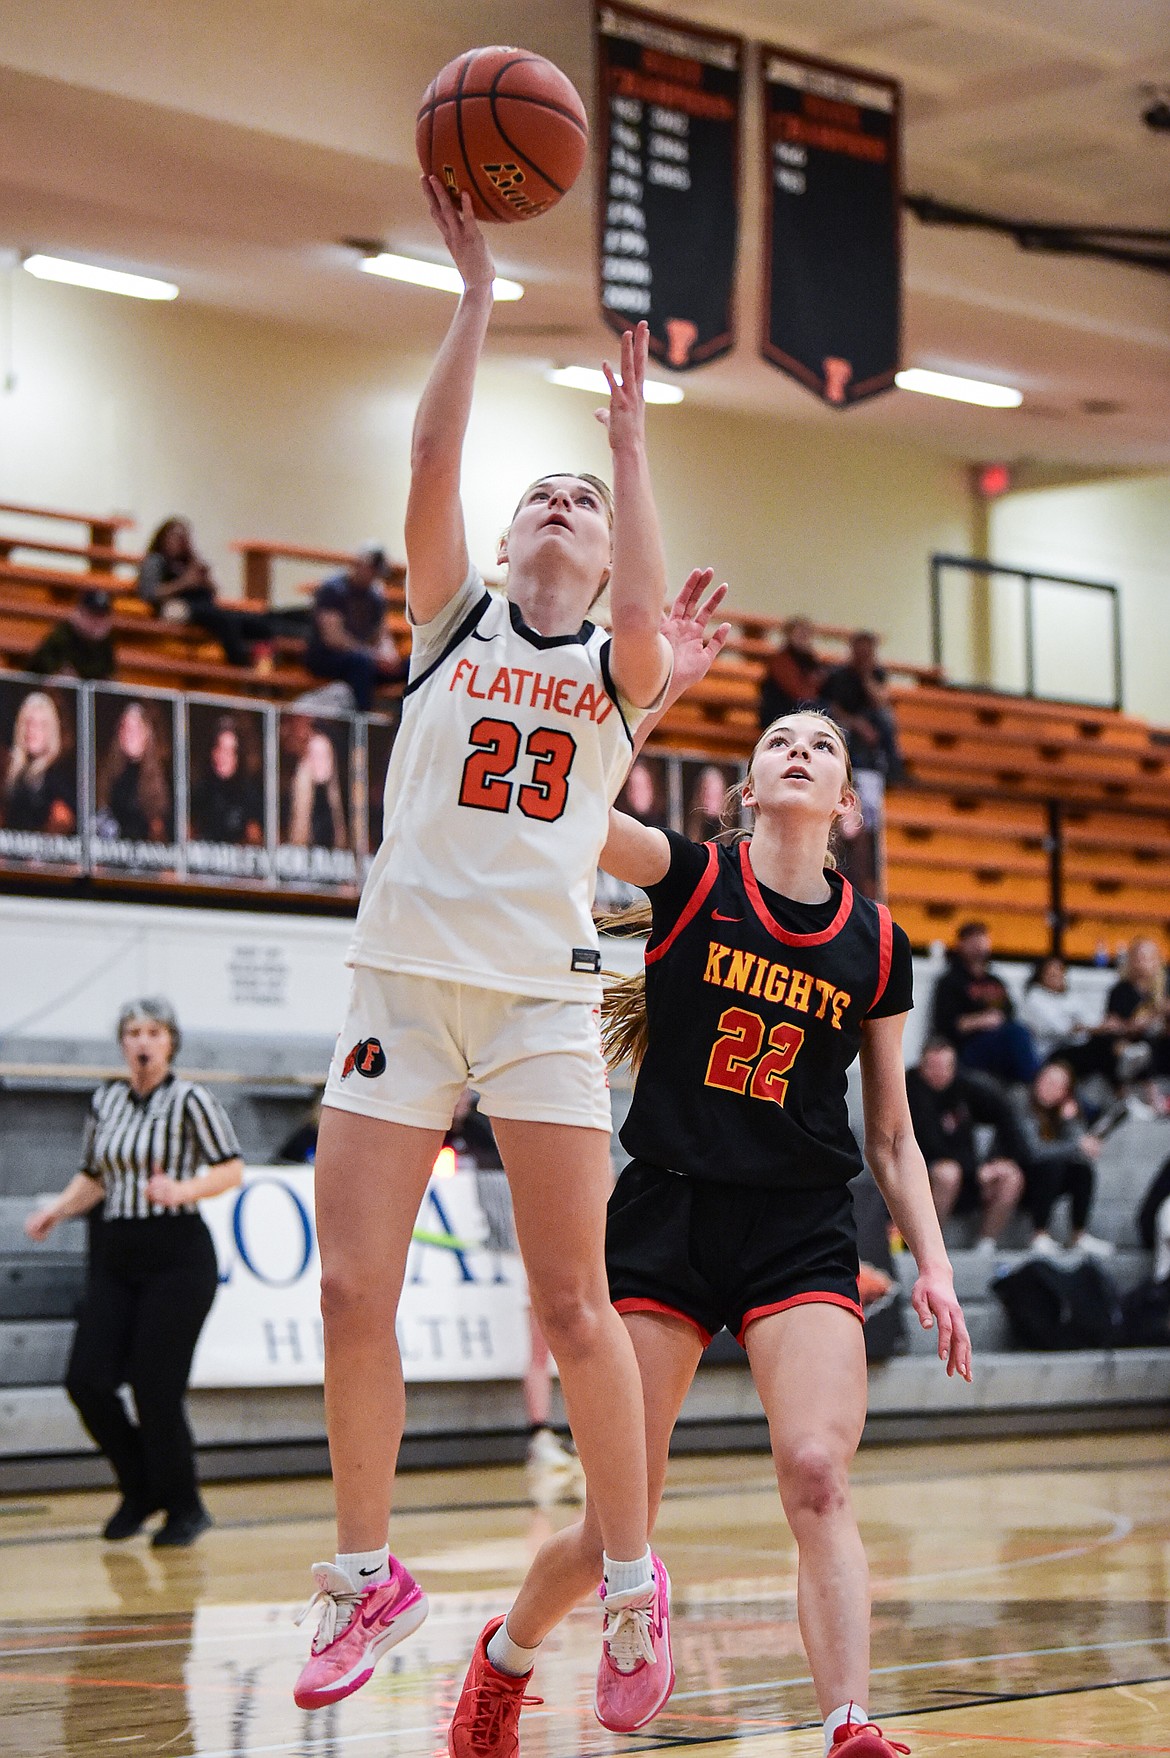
[605,1159,863,1348]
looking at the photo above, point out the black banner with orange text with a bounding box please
[596,2,741,371]
[761,48,901,406]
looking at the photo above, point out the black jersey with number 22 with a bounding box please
[619,833,913,1191]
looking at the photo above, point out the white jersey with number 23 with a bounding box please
[348,568,658,1004]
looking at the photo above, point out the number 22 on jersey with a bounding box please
[705,1006,806,1106]
[458,716,576,823]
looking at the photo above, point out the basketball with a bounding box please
[416,46,588,224]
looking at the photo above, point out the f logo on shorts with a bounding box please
[342,1037,386,1080]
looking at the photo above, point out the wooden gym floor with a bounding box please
[2,1431,1169,1758]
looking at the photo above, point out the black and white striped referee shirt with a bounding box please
[81,1075,241,1219]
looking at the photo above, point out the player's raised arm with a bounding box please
[597,322,674,709]
[600,807,671,888]
[404,179,496,625]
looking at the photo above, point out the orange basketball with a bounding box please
[416,47,589,224]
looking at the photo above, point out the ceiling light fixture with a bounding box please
[359,252,523,301]
[22,254,178,301]
[546,365,684,405]
[895,367,1022,408]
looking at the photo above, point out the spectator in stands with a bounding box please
[188,713,264,846]
[136,517,270,668]
[24,997,243,1545]
[906,1036,1026,1255]
[1102,938,1170,1108]
[931,921,1040,1084]
[1020,956,1099,1065]
[819,630,903,780]
[1138,1156,1170,1283]
[819,631,901,898]
[1012,1061,1113,1259]
[96,699,172,844]
[1,689,76,833]
[757,615,825,728]
[28,588,116,682]
[305,546,407,711]
[287,724,348,849]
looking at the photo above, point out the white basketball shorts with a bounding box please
[323,966,613,1134]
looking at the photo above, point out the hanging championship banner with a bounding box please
[761,49,901,405]
[596,2,741,370]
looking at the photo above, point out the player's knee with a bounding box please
[319,1263,384,1329]
[777,1440,850,1522]
[531,1286,605,1360]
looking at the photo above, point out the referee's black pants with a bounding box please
[65,1215,219,1517]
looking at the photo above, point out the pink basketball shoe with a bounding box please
[293,1556,428,1709]
[593,1552,674,1733]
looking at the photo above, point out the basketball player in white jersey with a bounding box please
[293,177,683,1725]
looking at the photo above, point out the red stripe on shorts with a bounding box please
[736,1289,864,1347]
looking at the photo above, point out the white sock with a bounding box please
[824,1701,867,1752]
[602,1547,654,1605]
[486,1616,539,1677]
[335,1545,390,1589]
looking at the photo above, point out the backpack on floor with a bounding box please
[991,1256,1122,1350]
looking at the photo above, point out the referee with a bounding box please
[25,998,243,1545]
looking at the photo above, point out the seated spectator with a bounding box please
[1012,1061,1113,1259]
[758,616,824,728]
[931,920,1040,1084]
[136,517,270,668]
[1,689,76,833]
[1102,938,1170,1109]
[305,547,407,711]
[28,589,116,682]
[1019,957,1095,1064]
[819,630,902,897]
[1138,1156,1170,1283]
[906,1037,1026,1254]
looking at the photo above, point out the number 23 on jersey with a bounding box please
[458,716,576,824]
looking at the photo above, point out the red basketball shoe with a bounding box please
[831,1719,910,1756]
[448,1617,543,1758]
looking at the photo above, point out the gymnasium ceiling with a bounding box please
[1,0,1168,470]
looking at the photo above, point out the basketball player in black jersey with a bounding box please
[449,695,970,1758]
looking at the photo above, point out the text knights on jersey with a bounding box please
[703,939,853,1030]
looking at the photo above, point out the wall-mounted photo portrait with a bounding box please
[275,709,357,891]
[0,675,84,872]
[185,699,271,882]
[90,686,179,875]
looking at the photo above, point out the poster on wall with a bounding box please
[89,684,181,877]
[679,754,743,840]
[362,708,400,876]
[184,697,272,885]
[596,2,742,370]
[275,708,358,892]
[0,673,84,873]
[760,48,901,405]
[193,1165,529,1387]
[595,750,677,913]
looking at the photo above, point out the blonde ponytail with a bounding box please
[596,903,653,1073]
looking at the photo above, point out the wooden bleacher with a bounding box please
[1,502,1167,957]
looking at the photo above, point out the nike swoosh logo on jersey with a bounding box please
[470,629,500,642]
[711,911,742,922]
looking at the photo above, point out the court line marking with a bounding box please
[4,1637,1169,1758]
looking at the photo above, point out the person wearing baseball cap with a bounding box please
[305,545,406,710]
[29,586,116,681]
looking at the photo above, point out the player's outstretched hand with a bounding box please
[661,568,732,702]
[911,1267,973,1382]
[596,320,649,452]
[421,175,495,293]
